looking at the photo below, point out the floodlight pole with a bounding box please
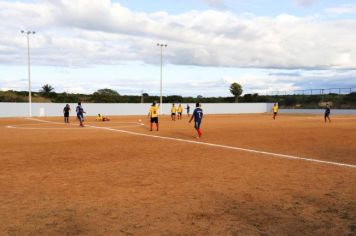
[157,43,167,115]
[21,30,35,117]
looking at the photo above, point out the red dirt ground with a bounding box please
[0,114,355,235]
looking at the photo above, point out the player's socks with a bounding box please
[197,128,202,137]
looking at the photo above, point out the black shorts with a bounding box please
[171,113,176,116]
[151,117,158,123]
[178,112,182,115]
[64,112,69,117]
[325,112,330,117]
[274,112,277,115]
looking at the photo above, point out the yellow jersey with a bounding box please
[177,106,183,113]
[171,106,177,113]
[273,105,278,113]
[149,106,159,118]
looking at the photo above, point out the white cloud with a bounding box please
[222,68,356,95]
[294,0,316,7]
[324,4,356,15]
[0,0,356,71]
[222,74,299,94]
[0,78,29,91]
[199,0,226,8]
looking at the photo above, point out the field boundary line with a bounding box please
[6,123,142,130]
[26,118,356,169]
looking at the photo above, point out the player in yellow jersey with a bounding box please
[96,114,110,121]
[96,114,103,121]
[177,104,183,120]
[171,103,177,121]
[148,102,159,131]
[272,103,278,120]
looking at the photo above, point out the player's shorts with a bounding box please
[178,112,182,115]
[171,113,176,116]
[274,112,277,115]
[64,112,69,117]
[77,113,84,121]
[194,120,201,129]
[151,117,158,123]
[325,112,330,117]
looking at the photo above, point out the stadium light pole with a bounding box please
[21,30,36,117]
[157,43,167,115]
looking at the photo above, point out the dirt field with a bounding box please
[0,114,355,235]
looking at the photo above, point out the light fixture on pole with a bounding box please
[157,43,167,115]
[21,30,35,117]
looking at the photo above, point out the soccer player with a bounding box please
[63,104,71,123]
[177,104,183,120]
[76,102,86,127]
[325,104,331,123]
[96,113,103,121]
[148,102,159,131]
[171,103,177,121]
[272,103,278,120]
[96,114,110,121]
[189,102,203,138]
[186,104,190,117]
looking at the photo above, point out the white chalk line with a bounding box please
[26,118,356,169]
[6,119,144,130]
[6,125,84,130]
[7,124,142,130]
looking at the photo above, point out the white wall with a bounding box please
[279,109,356,115]
[0,102,273,117]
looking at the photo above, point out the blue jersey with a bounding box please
[76,105,84,115]
[192,107,203,121]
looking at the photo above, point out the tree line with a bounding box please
[0,83,355,109]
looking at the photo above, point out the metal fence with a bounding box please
[263,87,356,96]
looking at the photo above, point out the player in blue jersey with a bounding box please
[324,103,331,123]
[76,102,86,127]
[189,102,203,138]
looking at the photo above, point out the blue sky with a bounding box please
[116,0,347,17]
[0,0,356,96]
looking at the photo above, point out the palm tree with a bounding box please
[40,84,54,97]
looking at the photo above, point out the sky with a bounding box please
[0,0,356,96]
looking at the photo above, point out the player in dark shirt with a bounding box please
[189,103,203,138]
[324,104,331,123]
[186,104,190,117]
[63,104,71,123]
[76,102,86,127]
